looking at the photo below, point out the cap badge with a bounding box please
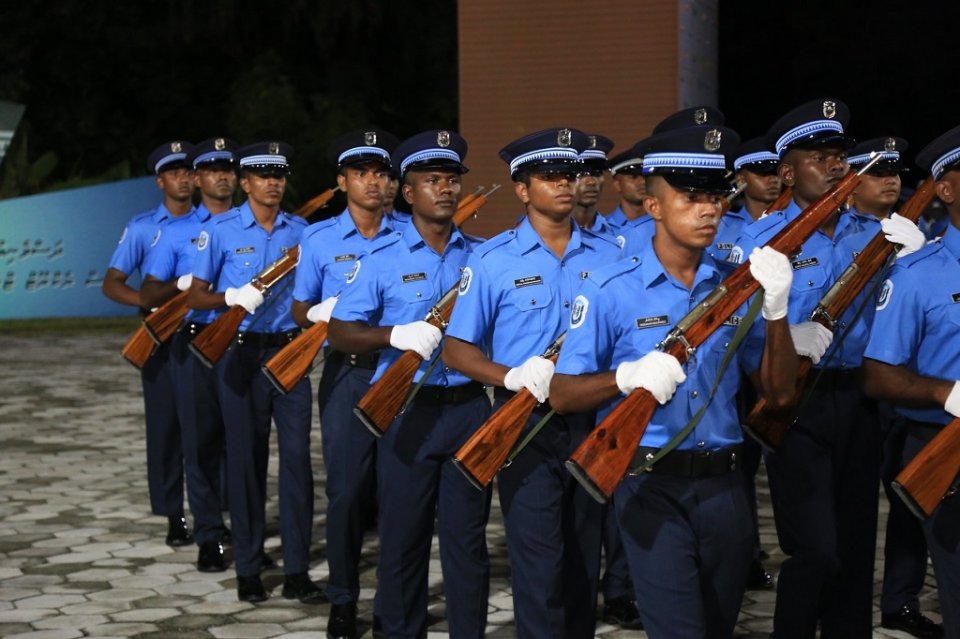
[704,129,722,152]
[558,129,572,147]
[694,108,707,124]
[214,138,225,151]
[437,131,451,148]
[588,135,597,149]
[885,137,896,152]
[269,142,280,154]
[823,100,837,119]
[171,142,182,153]
[364,131,377,145]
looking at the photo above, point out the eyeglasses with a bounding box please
[531,171,579,183]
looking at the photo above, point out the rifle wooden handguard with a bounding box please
[354,285,460,437]
[292,187,337,219]
[892,417,960,518]
[566,169,868,504]
[189,245,301,368]
[743,177,936,451]
[261,320,329,393]
[142,290,190,345]
[121,323,158,369]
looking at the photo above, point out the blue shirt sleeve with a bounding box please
[330,258,381,324]
[141,228,178,281]
[108,218,149,275]
[863,267,923,367]
[293,232,325,303]
[555,280,616,376]
[191,228,222,288]
[445,252,497,347]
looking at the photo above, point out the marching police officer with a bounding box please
[187,141,323,604]
[103,141,195,547]
[291,128,400,637]
[140,137,239,571]
[328,129,492,639]
[571,134,616,237]
[605,148,647,230]
[550,119,799,637]
[862,127,960,638]
[443,127,622,639]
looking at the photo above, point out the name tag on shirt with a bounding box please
[636,315,669,330]
[514,275,543,288]
[401,272,427,283]
[791,257,819,270]
[334,253,356,263]
[715,242,734,250]
[235,246,256,255]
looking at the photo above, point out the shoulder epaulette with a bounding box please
[301,216,337,240]
[474,228,516,258]
[211,209,241,227]
[740,211,785,239]
[590,253,643,287]
[896,239,943,269]
[281,212,308,227]
[581,226,621,249]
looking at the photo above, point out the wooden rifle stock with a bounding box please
[292,186,338,219]
[262,320,328,393]
[189,245,301,368]
[453,333,566,490]
[565,159,880,504]
[142,290,190,345]
[121,323,158,369]
[892,418,960,518]
[354,285,460,437]
[743,177,936,450]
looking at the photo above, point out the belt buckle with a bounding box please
[349,353,358,366]
[729,451,737,472]
[628,451,656,476]
[237,333,245,345]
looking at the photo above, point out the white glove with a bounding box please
[881,213,925,259]
[176,274,193,291]
[749,246,792,320]
[389,321,442,360]
[615,351,686,404]
[504,356,555,403]
[224,283,264,314]
[945,381,960,418]
[306,296,338,324]
[789,321,833,364]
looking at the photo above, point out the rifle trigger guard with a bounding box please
[809,307,836,330]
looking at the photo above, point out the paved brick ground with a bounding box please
[0,332,943,638]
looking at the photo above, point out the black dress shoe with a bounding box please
[165,516,193,547]
[260,550,276,570]
[219,528,232,545]
[602,596,644,630]
[327,602,357,639]
[197,541,227,572]
[881,605,944,639]
[282,572,326,604]
[746,559,774,590]
[237,575,268,603]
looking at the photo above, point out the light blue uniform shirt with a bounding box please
[333,221,481,386]
[292,208,399,304]
[192,202,306,333]
[445,216,622,367]
[556,243,764,450]
[606,206,648,231]
[729,199,872,369]
[864,224,960,425]
[108,202,193,276]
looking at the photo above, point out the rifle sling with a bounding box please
[400,353,444,414]
[504,407,556,467]
[631,291,765,474]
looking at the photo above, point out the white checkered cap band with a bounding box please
[509,147,580,174]
[733,151,780,171]
[932,148,960,179]
[239,154,288,167]
[610,157,643,173]
[579,149,607,161]
[849,151,899,166]
[193,150,234,167]
[154,152,187,173]
[775,120,845,155]
[641,152,726,173]
[338,146,391,164]
[400,149,461,174]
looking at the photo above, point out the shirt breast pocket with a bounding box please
[790,259,830,294]
[504,285,554,334]
[399,280,436,312]
[226,251,260,280]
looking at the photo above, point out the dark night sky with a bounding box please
[718,1,960,174]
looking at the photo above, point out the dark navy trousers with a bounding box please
[215,342,313,577]
[140,339,184,517]
[600,499,632,602]
[315,353,378,605]
[615,470,753,639]
[496,404,602,639]
[765,383,879,639]
[170,328,229,544]
[377,391,492,639]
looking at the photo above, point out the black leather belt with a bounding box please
[324,348,380,370]
[236,330,301,348]
[805,367,861,392]
[905,419,943,444]
[180,321,209,336]
[632,444,742,478]
[414,382,486,405]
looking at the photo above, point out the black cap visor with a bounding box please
[655,168,732,194]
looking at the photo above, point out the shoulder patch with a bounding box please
[458,266,473,296]
[876,279,894,311]
[345,260,362,284]
[150,229,162,247]
[117,227,128,245]
[615,234,626,249]
[570,294,589,329]
[197,230,209,251]
[727,246,744,264]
